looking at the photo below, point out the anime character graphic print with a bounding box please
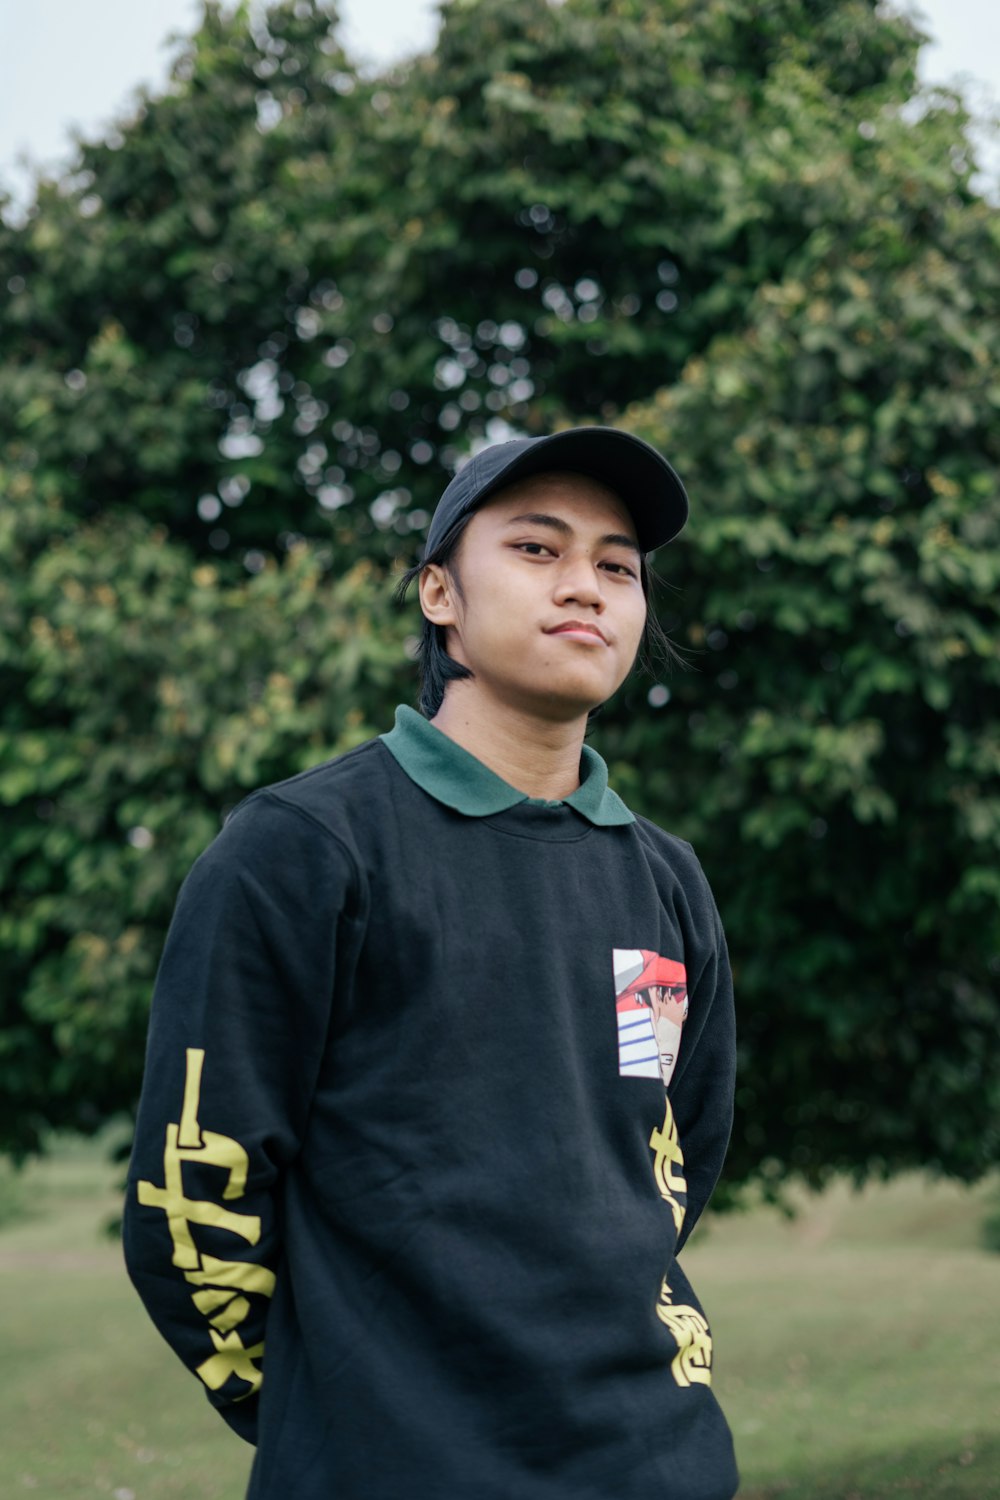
[612,947,713,1388]
[614,948,689,1087]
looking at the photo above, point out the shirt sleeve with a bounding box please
[121,789,362,1444]
[669,880,737,1255]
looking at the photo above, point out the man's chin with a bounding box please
[461,669,622,724]
[516,685,616,724]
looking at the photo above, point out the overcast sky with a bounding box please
[1,0,997,212]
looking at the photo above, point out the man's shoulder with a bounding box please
[629,811,717,899]
[241,733,388,804]
[629,809,697,864]
[219,734,394,849]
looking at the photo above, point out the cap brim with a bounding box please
[472,426,689,553]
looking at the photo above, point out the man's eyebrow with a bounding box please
[500,512,641,557]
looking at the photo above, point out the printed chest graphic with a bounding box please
[613,947,689,1088]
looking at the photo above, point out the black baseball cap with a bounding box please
[423,426,689,558]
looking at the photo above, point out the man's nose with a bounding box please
[553,555,604,604]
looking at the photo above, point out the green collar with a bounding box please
[379,704,635,826]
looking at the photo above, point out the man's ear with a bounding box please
[418,563,460,628]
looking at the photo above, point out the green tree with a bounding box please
[1,0,934,560]
[622,177,1000,1190]
[1,0,997,1189]
[0,471,410,1156]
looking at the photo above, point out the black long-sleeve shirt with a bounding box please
[123,705,739,1499]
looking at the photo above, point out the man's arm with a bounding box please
[669,884,737,1255]
[122,790,361,1443]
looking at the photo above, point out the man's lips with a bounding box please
[545,622,608,644]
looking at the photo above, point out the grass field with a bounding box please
[2,1134,998,1499]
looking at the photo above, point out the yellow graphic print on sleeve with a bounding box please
[648,1091,714,1388]
[654,1278,713,1387]
[614,945,715,1389]
[648,1091,687,1236]
[136,1048,273,1400]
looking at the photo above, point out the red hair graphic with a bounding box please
[616,951,687,1009]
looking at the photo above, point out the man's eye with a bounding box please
[514,543,635,575]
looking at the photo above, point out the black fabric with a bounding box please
[123,736,739,1499]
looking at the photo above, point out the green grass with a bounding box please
[0,1133,251,1499]
[686,1174,1000,1499]
[1,1135,998,1498]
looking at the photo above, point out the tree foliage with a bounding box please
[621,177,1000,1188]
[0,475,411,1155]
[1,0,998,1188]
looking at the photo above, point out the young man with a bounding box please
[123,425,739,1499]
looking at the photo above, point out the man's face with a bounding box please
[645,983,689,1029]
[643,981,688,1086]
[419,470,648,722]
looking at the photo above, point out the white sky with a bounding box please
[0,0,997,212]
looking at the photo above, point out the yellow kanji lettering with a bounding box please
[190,1288,253,1334]
[138,1048,273,1399]
[184,1252,277,1298]
[648,1095,687,1235]
[196,1328,266,1396]
[655,1279,713,1387]
[137,1048,258,1270]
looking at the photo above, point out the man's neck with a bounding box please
[429,689,590,802]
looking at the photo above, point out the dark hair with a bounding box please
[390,512,688,724]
